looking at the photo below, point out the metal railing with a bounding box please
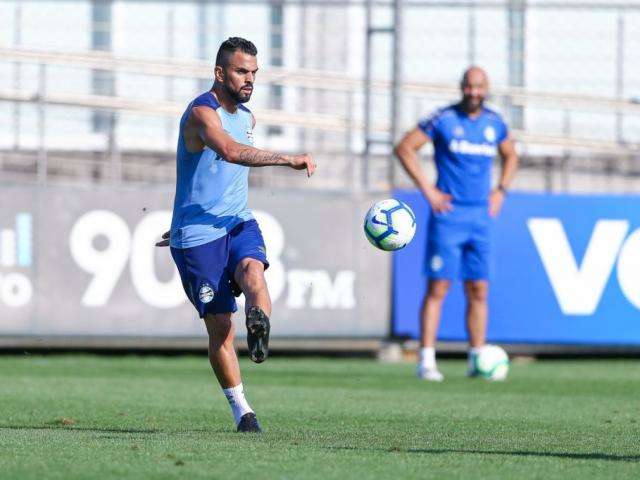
[1,0,639,192]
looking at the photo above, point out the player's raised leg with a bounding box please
[418,279,450,381]
[203,312,261,432]
[236,257,271,316]
[235,258,271,363]
[464,279,488,376]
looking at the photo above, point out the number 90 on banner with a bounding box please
[69,210,184,308]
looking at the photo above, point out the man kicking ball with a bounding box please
[162,37,315,431]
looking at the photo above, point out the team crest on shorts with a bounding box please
[199,283,215,304]
[430,255,444,272]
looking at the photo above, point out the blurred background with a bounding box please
[1,0,640,354]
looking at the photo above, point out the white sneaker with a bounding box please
[417,366,444,382]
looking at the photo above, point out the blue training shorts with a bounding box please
[171,219,269,317]
[425,205,492,280]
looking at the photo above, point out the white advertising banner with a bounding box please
[0,186,390,341]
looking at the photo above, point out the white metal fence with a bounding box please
[0,0,639,192]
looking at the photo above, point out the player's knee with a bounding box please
[427,280,450,301]
[205,314,235,347]
[465,282,488,303]
[239,260,265,293]
[211,324,235,349]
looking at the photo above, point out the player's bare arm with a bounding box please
[395,128,453,213]
[489,136,519,217]
[186,106,316,177]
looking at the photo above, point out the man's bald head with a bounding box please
[461,66,488,87]
[460,66,489,114]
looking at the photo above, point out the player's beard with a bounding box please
[462,95,484,113]
[225,82,253,104]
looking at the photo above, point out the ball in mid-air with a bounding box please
[475,345,509,381]
[364,199,416,251]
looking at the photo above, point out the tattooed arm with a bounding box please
[185,105,316,177]
[236,148,289,167]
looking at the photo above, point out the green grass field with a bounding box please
[1,355,639,479]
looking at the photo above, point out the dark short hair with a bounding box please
[215,37,258,67]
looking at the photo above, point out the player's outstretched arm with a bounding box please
[395,128,452,213]
[190,106,316,177]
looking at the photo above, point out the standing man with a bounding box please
[395,67,518,381]
[167,37,315,430]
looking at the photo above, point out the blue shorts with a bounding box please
[171,219,269,317]
[425,205,492,280]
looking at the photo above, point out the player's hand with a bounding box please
[488,189,505,217]
[425,188,453,214]
[288,154,316,177]
[155,230,170,247]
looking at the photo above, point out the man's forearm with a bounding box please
[497,154,518,189]
[208,137,291,167]
[396,147,433,194]
[235,146,291,167]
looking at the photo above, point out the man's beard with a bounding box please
[462,96,484,111]
[225,83,252,104]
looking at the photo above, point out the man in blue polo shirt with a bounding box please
[395,67,518,381]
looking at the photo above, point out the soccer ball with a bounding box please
[364,199,416,251]
[475,345,509,381]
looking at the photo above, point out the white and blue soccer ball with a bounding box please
[364,199,417,251]
[475,345,510,381]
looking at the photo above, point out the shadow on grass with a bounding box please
[328,446,640,463]
[0,425,229,435]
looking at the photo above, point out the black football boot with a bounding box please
[246,306,270,363]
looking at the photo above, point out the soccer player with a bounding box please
[394,67,518,381]
[163,37,315,431]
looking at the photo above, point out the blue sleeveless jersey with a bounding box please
[418,104,508,205]
[170,92,255,249]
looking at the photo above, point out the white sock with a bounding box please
[222,383,254,425]
[419,347,436,370]
[468,347,482,371]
